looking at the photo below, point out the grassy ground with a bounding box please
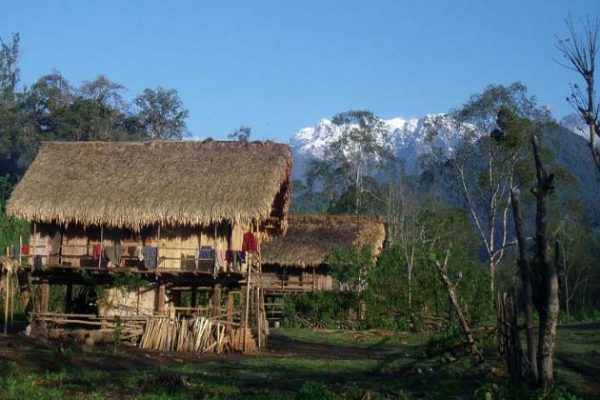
[0,323,598,399]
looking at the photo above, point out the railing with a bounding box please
[8,243,251,274]
[261,273,320,292]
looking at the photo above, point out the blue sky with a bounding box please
[1,0,598,141]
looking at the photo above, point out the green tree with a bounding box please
[0,33,19,104]
[447,82,551,298]
[134,87,189,140]
[306,110,393,215]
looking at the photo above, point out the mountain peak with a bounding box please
[290,114,470,179]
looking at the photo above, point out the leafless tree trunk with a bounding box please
[435,249,484,364]
[556,16,600,174]
[507,135,560,390]
[510,188,538,383]
[531,135,560,389]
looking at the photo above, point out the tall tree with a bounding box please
[510,133,560,390]
[556,16,600,174]
[448,83,549,298]
[0,33,20,104]
[134,87,189,140]
[306,110,393,215]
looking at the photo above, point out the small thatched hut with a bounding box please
[261,215,386,293]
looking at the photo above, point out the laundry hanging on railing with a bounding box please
[92,244,102,260]
[11,245,20,260]
[242,232,257,253]
[142,246,157,269]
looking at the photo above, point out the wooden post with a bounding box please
[226,291,234,334]
[8,271,14,330]
[256,286,261,349]
[19,236,22,266]
[32,223,37,270]
[191,287,197,308]
[157,225,161,271]
[98,225,104,269]
[244,278,251,331]
[212,284,222,318]
[157,282,166,314]
[65,283,73,313]
[3,270,9,335]
[312,267,316,291]
[41,280,50,313]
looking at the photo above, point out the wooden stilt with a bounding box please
[191,287,197,308]
[226,291,234,334]
[19,236,22,266]
[256,286,260,349]
[212,284,221,317]
[3,271,9,335]
[98,225,104,269]
[157,282,166,314]
[41,280,50,313]
[65,283,73,313]
[32,223,37,270]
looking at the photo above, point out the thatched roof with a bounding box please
[261,215,386,268]
[7,140,291,230]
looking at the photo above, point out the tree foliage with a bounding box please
[134,87,189,140]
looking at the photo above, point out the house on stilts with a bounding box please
[5,140,291,353]
[261,215,386,294]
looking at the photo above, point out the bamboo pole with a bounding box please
[256,286,260,349]
[32,223,37,270]
[244,273,251,353]
[3,270,9,335]
[226,291,233,334]
[9,271,14,330]
[98,225,104,269]
[157,224,161,271]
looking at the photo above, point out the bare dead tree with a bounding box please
[510,188,538,383]
[509,135,560,390]
[435,248,484,364]
[556,16,600,174]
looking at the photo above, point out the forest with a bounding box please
[1,17,600,400]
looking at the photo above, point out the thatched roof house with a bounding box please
[261,215,386,268]
[7,140,291,232]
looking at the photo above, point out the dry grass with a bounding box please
[7,140,291,230]
[261,215,386,268]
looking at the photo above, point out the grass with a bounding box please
[0,323,598,399]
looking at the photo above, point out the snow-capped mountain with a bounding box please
[290,114,474,179]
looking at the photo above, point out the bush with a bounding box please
[282,292,358,329]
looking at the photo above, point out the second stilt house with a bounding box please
[261,215,386,294]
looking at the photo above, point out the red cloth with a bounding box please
[92,244,102,260]
[242,232,258,253]
[21,246,30,256]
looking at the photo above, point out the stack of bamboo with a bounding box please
[139,316,229,353]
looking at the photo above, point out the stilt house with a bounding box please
[5,140,291,352]
[261,215,386,294]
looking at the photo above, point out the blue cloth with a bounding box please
[200,246,213,261]
[12,244,20,260]
[144,246,158,269]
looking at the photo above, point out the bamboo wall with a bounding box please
[28,221,253,271]
[98,286,157,317]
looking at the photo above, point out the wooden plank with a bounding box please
[41,280,50,313]
[157,283,166,314]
